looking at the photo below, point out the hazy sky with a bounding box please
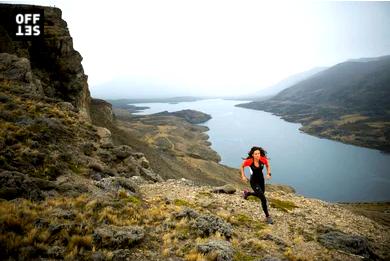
[6,1,390,98]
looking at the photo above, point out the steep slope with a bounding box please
[0,4,91,119]
[237,56,390,152]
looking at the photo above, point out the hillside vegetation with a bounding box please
[238,56,390,152]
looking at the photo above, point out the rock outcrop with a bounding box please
[93,225,145,248]
[0,4,163,202]
[0,4,91,119]
[90,98,114,125]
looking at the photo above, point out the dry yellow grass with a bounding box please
[337,114,369,125]
[309,119,324,126]
[367,121,390,128]
[0,192,147,259]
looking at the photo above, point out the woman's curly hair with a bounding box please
[243,146,267,159]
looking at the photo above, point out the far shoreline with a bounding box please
[235,101,390,154]
[109,97,390,204]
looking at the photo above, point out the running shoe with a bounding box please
[243,189,249,200]
[266,216,274,224]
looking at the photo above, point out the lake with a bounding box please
[131,99,390,202]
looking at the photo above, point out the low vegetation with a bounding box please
[0,84,96,181]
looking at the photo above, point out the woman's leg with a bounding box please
[250,177,270,217]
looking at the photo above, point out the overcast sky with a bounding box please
[6,0,390,98]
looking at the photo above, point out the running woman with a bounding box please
[240,146,273,224]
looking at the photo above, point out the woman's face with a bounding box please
[252,150,261,160]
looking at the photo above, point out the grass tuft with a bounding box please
[269,198,298,212]
[174,199,194,207]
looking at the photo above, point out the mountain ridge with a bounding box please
[253,67,327,98]
[237,55,390,152]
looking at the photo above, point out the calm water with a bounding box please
[131,99,390,202]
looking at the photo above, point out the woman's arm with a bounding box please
[266,160,271,179]
[240,162,248,182]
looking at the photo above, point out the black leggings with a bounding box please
[247,175,269,217]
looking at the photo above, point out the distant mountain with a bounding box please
[346,55,390,63]
[253,67,327,97]
[237,55,390,152]
[273,55,390,111]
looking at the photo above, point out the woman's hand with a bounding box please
[265,173,272,180]
[241,175,248,182]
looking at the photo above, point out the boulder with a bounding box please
[196,240,234,261]
[212,184,236,194]
[140,156,150,169]
[139,167,164,182]
[93,225,144,248]
[192,215,233,239]
[0,53,32,82]
[94,177,139,195]
[57,102,75,112]
[95,127,112,144]
[317,226,377,259]
[0,53,44,96]
[112,145,133,159]
[0,170,47,200]
[174,208,199,220]
[130,175,148,185]
[90,98,114,123]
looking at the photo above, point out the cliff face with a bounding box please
[0,4,164,200]
[0,4,91,120]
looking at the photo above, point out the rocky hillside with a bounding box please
[0,178,388,260]
[237,56,390,152]
[0,3,164,197]
[96,105,243,187]
[0,3,389,261]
